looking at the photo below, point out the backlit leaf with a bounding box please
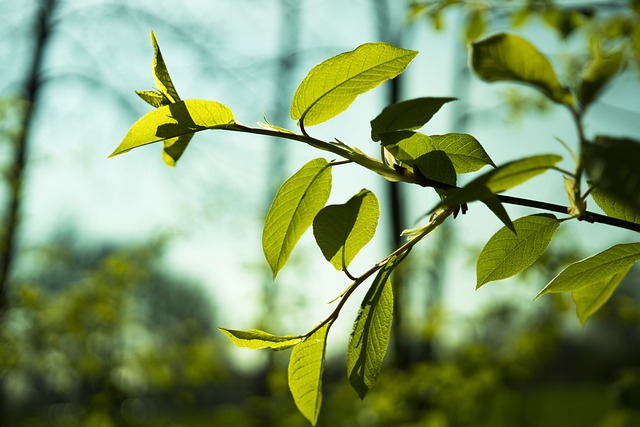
[471,33,570,104]
[136,89,167,108]
[291,43,418,126]
[313,189,379,270]
[427,133,496,173]
[465,9,486,43]
[370,97,456,141]
[288,324,330,425]
[590,184,640,226]
[219,328,303,350]
[263,158,332,278]
[585,136,640,213]
[380,131,494,174]
[110,100,235,157]
[536,242,640,297]
[485,154,562,193]
[477,214,560,288]
[578,49,623,108]
[572,271,627,326]
[347,255,397,399]
[150,31,180,104]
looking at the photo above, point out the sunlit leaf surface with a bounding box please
[291,43,417,126]
[347,256,396,399]
[572,271,627,325]
[537,242,640,296]
[471,33,570,104]
[218,328,303,350]
[313,189,379,270]
[263,158,332,278]
[110,100,235,157]
[288,324,330,425]
[477,214,560,288]
[370,97,456,141]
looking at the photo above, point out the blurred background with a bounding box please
[1,0,640,426]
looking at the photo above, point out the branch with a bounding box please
[228,124,639,233]
[303,205,454,338]
[497,194,640,232]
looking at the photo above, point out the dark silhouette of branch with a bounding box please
[497,194,640,232]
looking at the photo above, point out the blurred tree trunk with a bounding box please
[0,0,57,422]
[254,0,301,398]
[372,0,412,369]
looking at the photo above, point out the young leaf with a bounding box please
[263,158,332,278]
[150,31,180,104]
[380,131,495,174]
[288,324,330,425]
[110,100,235,157]
[590,184,640,226]
[370,97,456,141]
[578,49,623,108]
[471,33,571,104]
[136,89,168,108]
[476,214,560,288]
[572,271,628,326]
[347,255,397,399]
[584,136,640,213]
[313,189,379,270]
[219,328,303,350]
[536,242,640,297]
[291,43,418,127]
[564,176,586,218]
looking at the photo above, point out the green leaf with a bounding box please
[218,328,303,350]
[536,242,640,297]
[590,184,640,226]
[585,136,640,213]
[263,158,332,278]
[578,49,623,108]
[476,214,560,288]
[313,189,379,270]
[347,255,397,399]
[380,131,495,175]
[485,154,562,193]
[150,31,181,104]
[442,154,563,208]
[288,324,330,425]
[162,133,195,167]
[426,133,496,173]
[291,43,418,127]
[572,271,627,326]
[465,9,486,43]
[471,33,570,104]
[370,97,456,141]
[136,89,168,108]
[110,100,235,158]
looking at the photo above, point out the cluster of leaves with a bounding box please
[410,0,640,53]
[110,31,639,424]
